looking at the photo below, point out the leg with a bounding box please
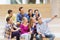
[21,33,31,40]
[11,31,20,40]
[45,34,55,40]
[24,33,31,40]
[28,34,31,40]
[30,34,34,40]
[36,34,42,40]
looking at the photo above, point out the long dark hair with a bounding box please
[28,9,34,17]
[28,17,34,29]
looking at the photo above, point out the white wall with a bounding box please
[0,0,11,4]
[50,0,60,17]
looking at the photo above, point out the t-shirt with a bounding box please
[17,13,29,22]
[20,24,29,34]
[5,14,16,23]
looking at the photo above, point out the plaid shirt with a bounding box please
[36,18,52,34]
[5,23,15,35]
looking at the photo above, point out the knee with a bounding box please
[36,35,40,39]
[28,34,31,38]
[51,34,55,38]
[26,34,30,37]
[52,35,55,38]
[25,34,30,39]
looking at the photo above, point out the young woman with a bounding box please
[34,9,41,21]
[29,17,37,40]
[27,9,34,21]
[20,17,31,40]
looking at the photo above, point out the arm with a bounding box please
[11,24,20,32]
[28,29,32,34]
[45,15,57,23]
[25,13,29,19]
[16,14,21,22]
[36,24,41,34]
[11,28,19,32]
[36,24,45,37]
[51,15,57,20]
[13,25,20,30]
[28,27,34,34]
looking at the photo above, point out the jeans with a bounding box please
[36,34,55,40]
[30,33,38,40]
[11,31,20,40]
[21,33,31,40]
[45,34,55,40]
[30,34,34,40]
[30,26,37,40]
[36,34,42,40]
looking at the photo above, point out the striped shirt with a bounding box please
[36,18,52,34]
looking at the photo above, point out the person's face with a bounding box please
[24,17,28,23]
[35,11,39,16]
[29,9,33,15]
[38,18,42,24]
[20,8,24,14]
[9,12,13,17]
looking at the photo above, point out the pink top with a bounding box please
[20,24,29,34]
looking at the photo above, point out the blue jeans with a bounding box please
[36,34,55,40]
[36,34,42,40]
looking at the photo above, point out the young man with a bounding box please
[5,17,20,40]
[16,7,28,23]
[36,15,57,40]
[6,9,16,23]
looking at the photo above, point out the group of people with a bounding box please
[5,7,57,40]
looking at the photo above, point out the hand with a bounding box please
[28,31,32,34]
[54,15,57,17]
[42,34,45,38]
[52,15,57,20]
[17,28,20,31]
